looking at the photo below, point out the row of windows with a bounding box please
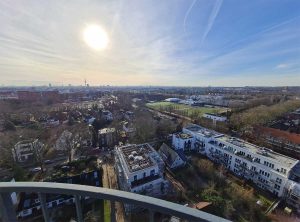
[259,169,270,177]
[264,160,274,169]
[258,177,268,184]
[276,178,282,184]
[133,170,155,181]
[274,184,281,190]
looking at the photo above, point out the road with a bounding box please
[102,163,125,222]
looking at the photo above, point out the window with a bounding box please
[134,175,137,181]
[150,169,155,176]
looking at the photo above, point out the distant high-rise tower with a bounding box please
[84,79,87,87]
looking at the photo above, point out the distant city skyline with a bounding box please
[0,0,299,86]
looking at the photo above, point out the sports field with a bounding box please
[146,101,227,119]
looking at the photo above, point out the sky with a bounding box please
[0,0,299,87]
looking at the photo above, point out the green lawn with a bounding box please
[146,101,227,119]
[103,200,111,222]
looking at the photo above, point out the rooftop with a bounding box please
[217,135,298,169]
[174,132,193,139]
[204,113,225,118]
[257,126,300,144]
[184,124,223,138]
[118,144,155,172]
[99,128,116,134]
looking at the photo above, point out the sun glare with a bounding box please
[83,24,109,50]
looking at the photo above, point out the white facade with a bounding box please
[173,124,300,198]
[203,113,227,122]
[12,139,43,163]
[172,133,193,151]
[115,144,167,195]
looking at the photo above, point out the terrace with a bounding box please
[118,144,155,172]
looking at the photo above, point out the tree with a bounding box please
[3,120,16,131]
[56,130,77,162]
[34,141,45,172]
[12,164,27,181]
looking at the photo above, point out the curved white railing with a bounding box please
[0,182,230,222]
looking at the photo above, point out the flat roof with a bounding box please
[99,128,115,134]
[204,113,225,118]
[174,132,193,139]
[217,135,298,169]
[184,124,223,138]
[118,144,155,172]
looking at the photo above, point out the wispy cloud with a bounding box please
[200,0,223,45]
[276,63,289,69]
[0,0,299,86]
[183,0,197,34]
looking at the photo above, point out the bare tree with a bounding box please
[33,140,45,172]
[56,130,78,162]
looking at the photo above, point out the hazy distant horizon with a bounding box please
[0,0,299,86]
[0,83,299,88]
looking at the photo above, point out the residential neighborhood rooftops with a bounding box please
[257,126,300,144]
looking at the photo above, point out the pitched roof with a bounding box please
[175,149,187,162]
[257,126,300,144]
[159,143,185,167]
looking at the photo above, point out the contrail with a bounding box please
[183,0,197,34]
[200,0,223,45]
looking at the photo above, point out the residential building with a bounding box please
[158,143,186,169]
[98,128,117,148]
[255,126,300,157]
[124,111,134,120]
[16,170,101,218]
[12,139,43,163]
[284,180,300,214]
[115,143,168,196]
[173,124,300,199]
[172,132,194,151]
[203,113,227,122]
[102,110,113,121]
[122,121,136,137]
[165,98,181,103]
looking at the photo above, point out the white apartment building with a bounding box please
[173,124,300,199]
[115,143,167,196]
[172,132,194,151]
[12,139,43,163]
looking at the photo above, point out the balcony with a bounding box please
[131,174,161,188]
[0,182,230,222]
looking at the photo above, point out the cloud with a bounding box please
[0,0,299,86]
[276,63,288,69]
[200,0,223,45]
[183,0,198,34]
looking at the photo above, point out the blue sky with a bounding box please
[0,0,299,86]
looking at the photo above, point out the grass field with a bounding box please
[103,200,111,222]
[146,101,227,119]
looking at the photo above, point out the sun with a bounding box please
[83,24,109,50]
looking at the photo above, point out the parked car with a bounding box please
[30,167,42,173]
[44,159,54,164]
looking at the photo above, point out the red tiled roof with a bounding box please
[257,126,300,144]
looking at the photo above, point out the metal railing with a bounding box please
[0,182,231,222]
